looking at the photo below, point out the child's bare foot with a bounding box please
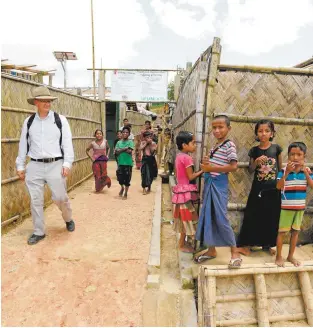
[147,187,151,194]
[275,256,285,267]
[122,195,127,200]
[287,256,301,267]
[119,187,124,197]
[142,188,147,195]
[237,247,251,256]
[179,245,194,253]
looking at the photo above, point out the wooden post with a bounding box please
[253,273,270,327]
[298,271,313,326]
[203,37,221,157]
[194,59,209,171]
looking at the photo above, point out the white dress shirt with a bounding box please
[16,110,74,171]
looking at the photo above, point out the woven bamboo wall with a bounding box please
[208,70,313,242]
[1,75,102,224]
[172,61,201,136]
[125,110,151,136]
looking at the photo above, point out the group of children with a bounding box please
[87,119,158,200]
[172,115,313,268]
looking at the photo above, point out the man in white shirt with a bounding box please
[16,86,75,245]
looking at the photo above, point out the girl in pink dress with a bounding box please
[172,131,203,253]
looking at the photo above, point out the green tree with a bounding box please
[167,81,174,101]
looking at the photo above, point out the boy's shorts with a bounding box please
[278,209,304,232]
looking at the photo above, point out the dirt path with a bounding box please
[2,162,157,327]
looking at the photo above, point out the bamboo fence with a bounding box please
[198,263,313,327]
[1,75,102,226]
[208,67,313,242]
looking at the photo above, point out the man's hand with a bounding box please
[62,167,70,177]
[17,170,26,181]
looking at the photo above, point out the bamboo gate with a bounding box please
[172,37,313,244]
[1,75,103,227]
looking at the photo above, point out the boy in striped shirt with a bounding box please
[276,142,313,267]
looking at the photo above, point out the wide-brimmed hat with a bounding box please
[27,86,58,105]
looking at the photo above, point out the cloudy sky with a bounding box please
[2,0,313,88]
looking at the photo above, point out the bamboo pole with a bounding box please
[216,313,306,327]
[254,273,270,326]
[90,0,96,100]
[298,271,313,326]
[198,267,205,327]
[213,112,313,126]
[203,37,221,158]
[216,289,302,303]
[227,202,313,214]
[218,63,313,75]
[1,106,102,124]
[204,264,313,277]
[202,268,212,327]
[206,275,217,327]
[87,68,178,71]
[2,136,95,143]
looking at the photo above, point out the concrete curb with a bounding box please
[147,181,162,288]
[169,176,195,289]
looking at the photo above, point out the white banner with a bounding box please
[110,70,168,102]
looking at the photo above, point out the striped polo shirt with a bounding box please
[208,140,238,177]
[277,170,313,210]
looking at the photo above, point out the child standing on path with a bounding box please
[172,131,203,253]
[114,127,134,200]
[195,115,242,268]
[276,142,313,267]
[237,120,282,256]
[140,131,158,195]
[86,129,111,192]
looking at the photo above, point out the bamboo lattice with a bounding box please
[198,264,313,327]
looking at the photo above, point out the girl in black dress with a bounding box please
[237,120,283,256]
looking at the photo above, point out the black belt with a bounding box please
[31,157,63,163]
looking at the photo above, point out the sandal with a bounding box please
[193,255,216,264]
[228,258,242,269]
